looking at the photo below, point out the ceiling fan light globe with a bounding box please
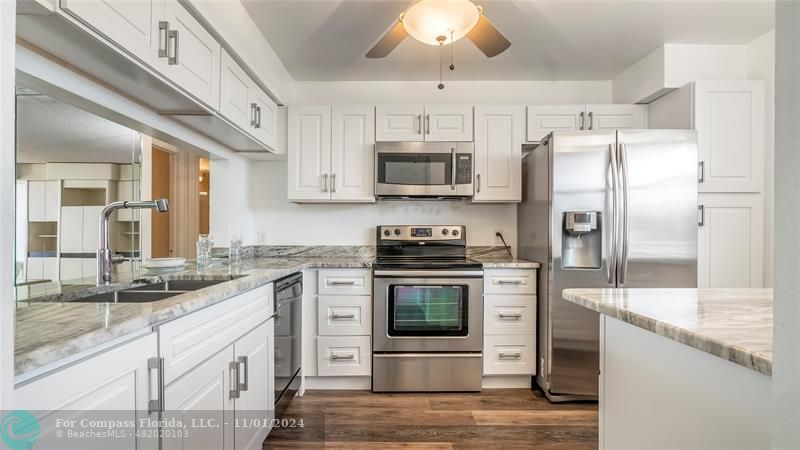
[402,0,480,46]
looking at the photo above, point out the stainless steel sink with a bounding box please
[73,290,182,303]
[127,279,230,292]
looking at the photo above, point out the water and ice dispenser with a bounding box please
[561,211,602,269]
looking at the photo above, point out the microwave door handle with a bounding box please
[450,147,456,190]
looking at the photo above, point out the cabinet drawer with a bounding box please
[318,295,371,336]
[317,336,371,376]
[483,334,536,375]
[318,269,371,295]
[484,295,536,335]
[158,284,272,384]
[484,269,536,294]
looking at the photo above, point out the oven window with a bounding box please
[377,153,452,186]
[388,285,468,336]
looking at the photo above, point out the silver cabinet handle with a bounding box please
[608,143,619,285]
[332,313,356,320]
[618,143,631,285]
[426,114,431,134]
[158,21,169,57]
[496,279,523,285]
[698,204,705,227]
[476,173,481,193]
[331,173,336,193]
[498,312,523,319]
[698,161,705,183]
[416,114,422,134]
[322,173,329,192]
[588,111,594,130]
[250,103,258,127]
[229,361,241,399]
[167,29,179,65]
[255,105,262,129]
[331,353,356,361]
[579,111,585,130]
[499,352,522,359]
[450,147,456,191]
[238,356,249,392]
[329,280,355,285]
[147,357,165,414]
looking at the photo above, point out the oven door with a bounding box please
[375,142,474,198]
[373,271,483,352]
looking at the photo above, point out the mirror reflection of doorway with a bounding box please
[151,147,171,258]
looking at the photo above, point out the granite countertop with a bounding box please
[15,246,538,378]
[562,288,773,376]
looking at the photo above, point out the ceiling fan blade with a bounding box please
[366,21,408,58]
[467,15,511,58]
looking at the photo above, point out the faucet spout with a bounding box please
[97,199,170,285]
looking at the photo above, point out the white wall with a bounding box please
[1,0,15,409]
[210,157,255,246]
[746,30,775,288]
[251,160,518,251]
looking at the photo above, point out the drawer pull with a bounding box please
[329,280,357,286]
[498,352,522,359]
[498,312,523,319]
[331,313,356,320]
[229,361,241,399]
[496,279,523,285]
[331,352,356,361]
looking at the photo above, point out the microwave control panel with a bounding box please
[456,154,473,184]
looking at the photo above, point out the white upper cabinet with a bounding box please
[289,106,375,203]
[288,106,332,202]
[28,180,59,222]
[376,105,473,142]
[61,0,164,69]
[376,105,424,141]
[694,81,765,193]
[425,105,474,141]
[250,86,278,151]
[331,106,375,202]
[473,106,523,203]
[526,105,647,142]
[160,0,221,109]
[220,49,255,132]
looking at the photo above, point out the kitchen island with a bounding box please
[563,288,772,450]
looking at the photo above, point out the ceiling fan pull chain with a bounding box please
[450,30,455,71]
[437,35,446,90]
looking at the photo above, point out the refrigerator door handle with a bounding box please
[608,143,619,285]
[618,142,631,285]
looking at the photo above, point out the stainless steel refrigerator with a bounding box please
[519,130,698,402]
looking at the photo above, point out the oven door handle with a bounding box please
[373,270,484,278]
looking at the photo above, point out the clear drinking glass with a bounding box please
[196,234,214,269]
[229,233,243,266]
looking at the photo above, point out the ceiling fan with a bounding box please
[366,0,511,87]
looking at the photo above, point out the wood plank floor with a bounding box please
[263,387,598,449]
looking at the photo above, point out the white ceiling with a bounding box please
[242,0,774,82]
[16,91,138,164]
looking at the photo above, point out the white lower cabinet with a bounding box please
[233,321,275,450]
[483,334,536,375]
[316,336,371,377]
[317,295,371,336]
[483,269,537,378]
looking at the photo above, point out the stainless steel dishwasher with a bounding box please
[273,273,302,417]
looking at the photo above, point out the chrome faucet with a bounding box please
[98,199,169,285]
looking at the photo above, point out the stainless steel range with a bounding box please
[372,225,483,392]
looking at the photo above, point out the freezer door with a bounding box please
[548,131,617,397]
[616,130,698,288]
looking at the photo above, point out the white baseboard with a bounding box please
[482,375,532,389]
[304,376,371,390]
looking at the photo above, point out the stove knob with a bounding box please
[442,228,449,235]
[383,229,391,237]
[394,228,401,236]
[452,229,460,237]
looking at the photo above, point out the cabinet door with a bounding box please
[13,333,159,450]
[163,347,235,450]
[83,257,98,282]
[473,106,523,202]
[28,181,46,222]
[44,181,60,221]
[585,105,647,131]
[60,258,84,283]
[234,321,275,450]
[330,106,375,202]
[288,106,332,201]
[526,105,586,142]
[220,49,256,132]
[161,0,221,109]
[61,0,164,69]
[694,81,765,193]
[424,105,474,142]
[42,257,59,282]
[250,86,278,151]
[26,257,44,281]
[83,206,105,252]
[376,105,424,142]
[698,193,764,288]
[60,207,84,253]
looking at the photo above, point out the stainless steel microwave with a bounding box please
[375,142,474,199]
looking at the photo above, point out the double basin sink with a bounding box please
[72,279,240,303]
